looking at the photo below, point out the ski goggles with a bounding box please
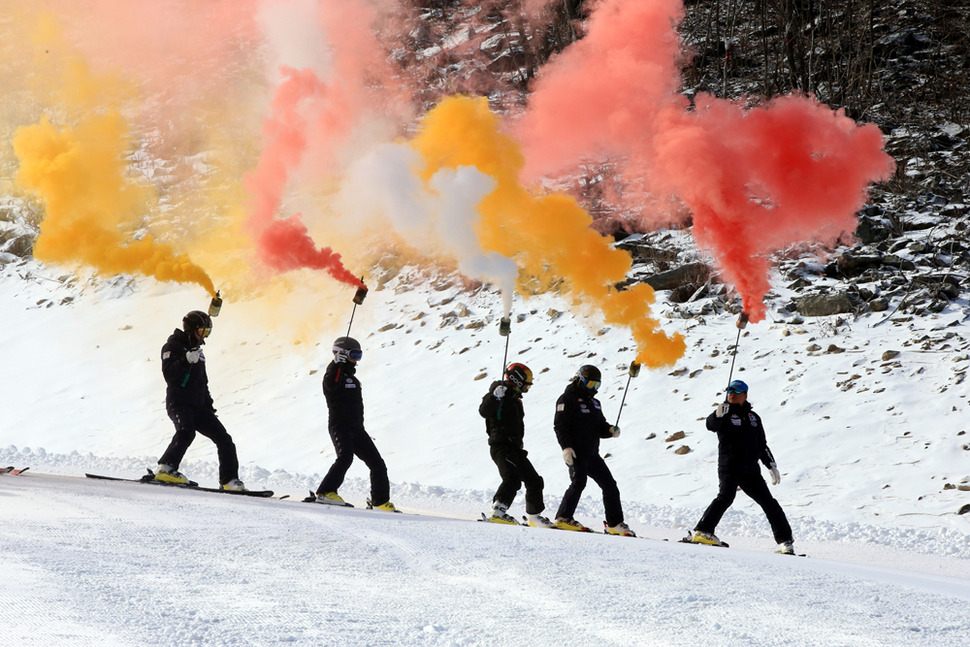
[726,386,745,394]
[346,349,363,361]
[201,327,212,338]
[581,377,601,391]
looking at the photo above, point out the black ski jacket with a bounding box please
[705,401,777,474]
[553,381,612,455]
[323,361,365,432]
[161,328,213,409]
[479,380,526,448]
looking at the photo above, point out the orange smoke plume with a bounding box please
[411,96,684,368]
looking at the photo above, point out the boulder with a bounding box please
[796,292,856,317]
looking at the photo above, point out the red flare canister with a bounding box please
[352,285,368,305]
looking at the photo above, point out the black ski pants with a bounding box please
[160,403,239,485]
[490,444,545,515]
[318,426,390,506]
[555,452,623,527]
[695,470,793,544]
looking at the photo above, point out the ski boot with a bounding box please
[687,530,728,547]
[154,464,188,485]
[524,513,556,529]
[222,479,248,492]
[314,491,351,506]
[487,503,520,525]
[554,517,592,532]
[604,521,636,537]
[367,498,399,512]
[775,541,796,555]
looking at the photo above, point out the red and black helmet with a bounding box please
[505,363,533,392]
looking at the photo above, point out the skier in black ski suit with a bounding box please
[479,363,553,528]
[315,337,395,511]
[690,380,795,554]
[157,310,244,490]
[553,365,633,536]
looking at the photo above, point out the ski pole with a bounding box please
[614,361,641,427]
[724,312,749,393]
[499,316,511,376]
[346,278,368,337]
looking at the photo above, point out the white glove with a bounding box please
[562,447,576,466]
[186,349,202,364]
[609,425,620,438]
[769,464,781,485]
[715,402,729,417]
[492,385,507,399]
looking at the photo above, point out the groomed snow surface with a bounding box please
[2,261,970,646]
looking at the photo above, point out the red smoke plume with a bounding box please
[243,66,363,289]
[515,0,894,321]
[654,96,894,321]
[244,0,408,290]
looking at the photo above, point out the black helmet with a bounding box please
[576,364,602,393]
[183,310,213,337]
[333,336,362,363]
[505,363,533,392]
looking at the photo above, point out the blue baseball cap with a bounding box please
[727,380,748,394]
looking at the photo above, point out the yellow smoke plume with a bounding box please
[410,96,685,368]
[12,18,216,296]
[15,113,215,295]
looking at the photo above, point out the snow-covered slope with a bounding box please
[2,259,970,645]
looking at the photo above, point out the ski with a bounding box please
[85,470,274,498]
[678,532,730,548]
[1,466,29,475]
[302,491,354,507]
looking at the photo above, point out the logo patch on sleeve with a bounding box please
[556,403,565,412]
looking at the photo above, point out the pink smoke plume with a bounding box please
[515,0,686,180]
[244,0,410,289]
[515,0,894,322]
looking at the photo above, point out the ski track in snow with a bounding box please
[2,467,969,647]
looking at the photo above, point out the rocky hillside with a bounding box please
[2,0,967,332]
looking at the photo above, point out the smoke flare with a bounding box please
[413,96,684,367]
